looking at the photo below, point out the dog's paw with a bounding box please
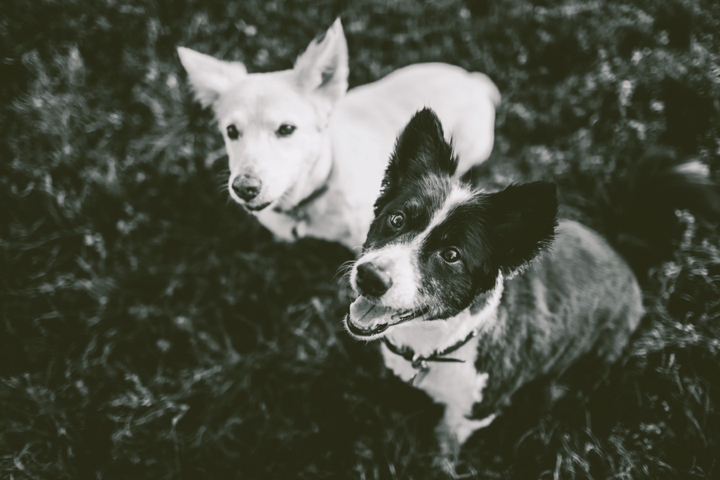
[432,454,460,478]
[435,422,461,457]
[434,424,462,477]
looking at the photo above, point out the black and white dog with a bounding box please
[343,108,718,465]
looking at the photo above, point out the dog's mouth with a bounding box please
[345,296,430,339]
[244,201,272,212]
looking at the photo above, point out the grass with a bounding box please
[1,0,720,478]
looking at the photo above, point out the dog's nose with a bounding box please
[356,262,393,297]
[232,176,261,202]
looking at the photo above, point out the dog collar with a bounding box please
[382,328,480,384]
[283,161,335,219]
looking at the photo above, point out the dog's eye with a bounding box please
[226,124,241,140]
[440,248,461,263]
[387,212,405,230]
[276,124,297,137]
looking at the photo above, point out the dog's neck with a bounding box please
[383,273,505,359]
[275,136,335,216]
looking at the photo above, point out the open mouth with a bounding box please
[244,201,272,212]
[345,296,430,339]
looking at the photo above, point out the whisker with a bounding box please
[214,169,230,195]
[333,259,356,281]
[338,270,354,286]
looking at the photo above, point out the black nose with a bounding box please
[356,262,393,297]
[232,176,261,202]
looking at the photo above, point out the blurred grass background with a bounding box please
[1,0,720,478]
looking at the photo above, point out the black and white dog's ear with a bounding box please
[392,108,457,179]
[485,182,558,274]
[294,18,349,106]
[177,47,247,108]
[374,108,458,214]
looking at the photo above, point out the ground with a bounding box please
[1,0,720,478]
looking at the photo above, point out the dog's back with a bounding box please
[476,219,644,411]
[335,63,499,175]
[326,64,500,247]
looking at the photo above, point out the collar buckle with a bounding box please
[412,358,429,370]
[383,326,481,378]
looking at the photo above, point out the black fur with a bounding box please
[364,174,454,252]
[481,182,558,275]
[416,184,557,319]
[420,200,496,315]
[601,148,720,275]
[373,108,459,215]
[472,220,643,419]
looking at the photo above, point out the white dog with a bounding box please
[178,19,499,251]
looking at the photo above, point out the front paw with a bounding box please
[432,453,459,478]
[438,435,460,460]
[435,422,461,465]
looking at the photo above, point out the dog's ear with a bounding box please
[374,108,458,214]
[484,182,557,274]
[294,18,349,106]
[393,108,458,179]
[177,47,247,108]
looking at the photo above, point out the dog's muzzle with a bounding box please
[345,296,430,339]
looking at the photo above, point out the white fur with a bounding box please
[379,274,504,420]
[380,333,496,454]
[423,186,476,239]
[178,19,499,250]
[375,273,504,459]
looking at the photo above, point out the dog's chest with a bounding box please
[260,186,366,249]
[380,337,490,413]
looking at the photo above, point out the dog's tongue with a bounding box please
[348,296,395,335]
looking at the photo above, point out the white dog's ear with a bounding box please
[293,18,349,105]
[177,47,247,108]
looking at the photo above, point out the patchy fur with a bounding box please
[345,109,650,468]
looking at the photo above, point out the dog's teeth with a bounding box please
[395,307,428,321]
[370,319,387,329]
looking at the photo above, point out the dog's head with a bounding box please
[345,108,558,340]
[178,19,348,211]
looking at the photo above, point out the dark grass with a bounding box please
[2,0,720,478]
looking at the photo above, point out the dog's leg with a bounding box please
[433,414,462,475]
[434,407,496,474]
